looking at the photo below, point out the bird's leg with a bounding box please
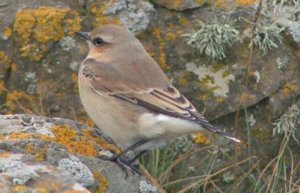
[122,150,148,163]
[106,139,149,176]
[108,139,149,162]
[113,150,148,177]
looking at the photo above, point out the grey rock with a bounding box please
[0,114,160,193]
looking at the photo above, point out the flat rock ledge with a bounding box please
[0,114,159,193]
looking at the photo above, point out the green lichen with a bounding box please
[251,23,284,55]
[273,104,300,142]
[13,7,81,61]
[182,18,239,60]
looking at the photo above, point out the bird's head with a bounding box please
[76,25,136,60]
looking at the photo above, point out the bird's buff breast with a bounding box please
[78,71,141,146]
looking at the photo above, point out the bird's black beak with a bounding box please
[75,31,89,40]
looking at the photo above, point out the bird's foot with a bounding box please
[106,154,141,177]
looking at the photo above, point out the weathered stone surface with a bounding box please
[151,0,206,11]
[0,0,300,191]
[0,114,159,193]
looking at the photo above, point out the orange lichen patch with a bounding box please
[157,0,183,9]
[0,151,11,158]
[82,129,120,154]
[0,123,118,158]
[3,27,12,40]
[193,133,210,145]
[78,116,96,128]
[13,185,27,192]
[6,90,35,112]
[51,125,120,156]
[152,28,170,71]
[13,7,81,61]
[93,171,109,193]
[236,0,257,5]
[63,190,90,193]
[165,32,177,41]
[0,51,12,69]
[25,144,47,162]
[89,3,121,27]
[282,82,298,96]
[71,73,79,92]
[25,143,34,154]
[35,148,47,162]
[11,63,17,72]
[51,125,97,156]
[239,93,256,105]
[0,80,6,94]
[0,132,53,142]
[71,73,78,85]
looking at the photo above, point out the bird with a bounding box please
[76,24,240,168]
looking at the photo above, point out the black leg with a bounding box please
[125,150,148,163]
[105,139,149,176]
[109,139,149,161]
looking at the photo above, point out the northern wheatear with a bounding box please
[76,25,240,166]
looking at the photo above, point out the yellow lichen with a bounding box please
[0,132,52,142]
[3,27,12,40]
[51,125,120,156]
[6,90,35,112]
[51,125,97,156]
[179,16,189,26]
[282,82,298,96]
[239,93,256,105]
[193,133,210,144]
[93,171,109,193]
[25,144,47,162]
[71,73,78,92]
[165,32,177,41]
[178,73,189,86]
[0,51,12,70]
[79,117,96,128]
[90,3,121,27]
[14,185,27,192]
[13,7,81,61]
[0,151,11,158]
[0,80,5,94]
[215,97,225,103]
[0,123,119,159]
[82,129,120,154]
[11,63,17,72]
[152,28,170,71]
[236,0,257,5]
[63,190,90,193]
[159,0,183,9]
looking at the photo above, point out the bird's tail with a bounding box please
[190,111,241,143]
[201,121,241,143]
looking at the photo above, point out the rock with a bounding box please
[151,0,206,11]
[0,1,300,191]
[103,0,155,33]
[0,114,160,193]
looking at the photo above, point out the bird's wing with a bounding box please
[82,59,240,142]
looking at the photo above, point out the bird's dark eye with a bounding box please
[92,38,105,46]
